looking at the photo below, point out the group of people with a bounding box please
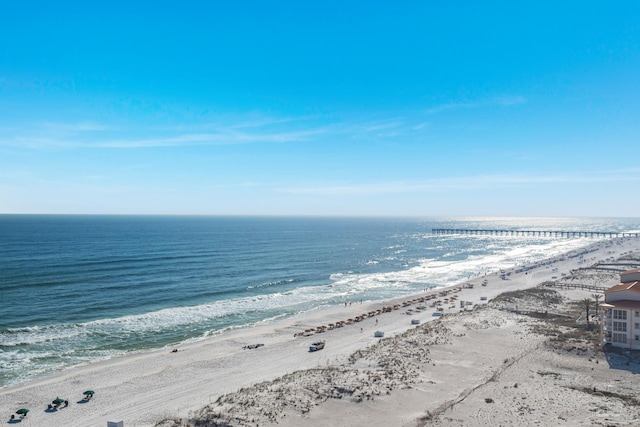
[8,391,94,422]
[47,398,69,411]
[242,343,264,350]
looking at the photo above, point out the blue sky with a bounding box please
[1,1,640,217]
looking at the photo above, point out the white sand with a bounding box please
[2,237,639,427]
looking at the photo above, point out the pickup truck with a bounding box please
[309,340,325,352]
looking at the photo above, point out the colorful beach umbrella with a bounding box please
[83,390,95,396]
[52,398,64,405]
[16,408,29,415]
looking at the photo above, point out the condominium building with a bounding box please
[601,269,640,349]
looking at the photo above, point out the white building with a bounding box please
[601,269,640,349]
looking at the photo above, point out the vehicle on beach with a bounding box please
[309,340,325,352]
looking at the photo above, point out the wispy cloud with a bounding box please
[0,100,525,150]
[87,129,324,148]
[222,114,322,131]
[277,169,640,196]
[40,121,110,133]
[0,118,328,149]
[425,101,478,115]
[426,95,526,115]
[360,121,404,132]
[0,111,432,149]
[337,116,432,141]
[212,181,277,189]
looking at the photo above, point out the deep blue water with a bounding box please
[1,215,639,387]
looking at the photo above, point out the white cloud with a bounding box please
[426,95,526,115]
[90,129,323,148]
[361,121,404,132]
[0,122,326,149]
[40,121,110,132]
[276,169,640,196]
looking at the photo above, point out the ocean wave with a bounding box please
[246,278,295,290]
[2,238,595,352]
[2,214,634,388]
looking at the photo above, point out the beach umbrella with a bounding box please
[52,397,64,405]
[83,390,95,396]
[16,408,29,415]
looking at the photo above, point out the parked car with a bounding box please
[309,340,325,352]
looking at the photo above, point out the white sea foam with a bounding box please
[0,236,619,388]
[3,237,595,355]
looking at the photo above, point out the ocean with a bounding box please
[1,215,639,388]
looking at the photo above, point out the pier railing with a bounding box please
[431,229,639,238]
[542,282,608,292]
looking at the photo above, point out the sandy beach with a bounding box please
[2,237,640,427]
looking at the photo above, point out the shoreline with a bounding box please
[0,232,604,391]
[2,237,639,426]
[0,234,588,389]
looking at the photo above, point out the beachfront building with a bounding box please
[601,269,640,349]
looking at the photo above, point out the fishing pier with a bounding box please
[431,229,640,238]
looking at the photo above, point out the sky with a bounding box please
[1,1,640,217]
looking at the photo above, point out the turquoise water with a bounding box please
[1,215,639,387]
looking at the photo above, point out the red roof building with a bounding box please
[601,270,640,349]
